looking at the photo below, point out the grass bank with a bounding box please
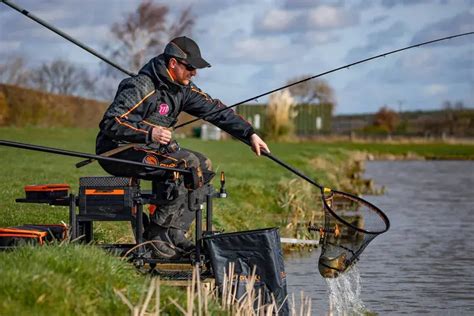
[0,245,196,315]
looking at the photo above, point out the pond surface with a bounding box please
[285,160,474,315]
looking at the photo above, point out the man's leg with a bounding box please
[148,148,213,253]
[98,146,213,257]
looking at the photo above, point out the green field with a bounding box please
[0,127,357,237]
[1,127,474,314]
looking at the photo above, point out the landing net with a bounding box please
[317,189,390,278]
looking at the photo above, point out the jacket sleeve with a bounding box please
[99,76,156,143]
[182,85,255,141]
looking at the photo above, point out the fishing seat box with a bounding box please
[78,176,139,221]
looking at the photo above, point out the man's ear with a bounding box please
[169,58,177,69]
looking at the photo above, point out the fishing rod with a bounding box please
[176,30,474,129]
[0,140,192,174]
[1,0,134,77]
[3,0,473,131]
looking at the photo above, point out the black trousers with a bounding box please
[99,145,212,230]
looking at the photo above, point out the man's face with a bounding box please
[169,58,197,85]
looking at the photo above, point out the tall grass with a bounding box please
[264,90,297,141]
[116,264,312,316]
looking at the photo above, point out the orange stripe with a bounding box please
[166,68,175,81]
[114,117,149,134]
[24,184,70,191]
[0,228,48,236]
[85,189,125,195]
[191,87,211,101]
[120,90,155,118]
[0,233,46,238]
[142,120,162,128]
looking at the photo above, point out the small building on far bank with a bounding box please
[236,103,333,136]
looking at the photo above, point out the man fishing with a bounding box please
[96,36,270,258]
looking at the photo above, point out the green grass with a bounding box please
[317,140,474,159]
[0,127,353,236]
[2,127,474,235]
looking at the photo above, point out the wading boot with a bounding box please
[168,228,195,252]
[144,223,179,259]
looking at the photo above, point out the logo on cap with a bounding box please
[158,103,169,115]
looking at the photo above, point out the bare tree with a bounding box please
[0,56,29,86]
[286,75,336,106]
[29,59,96,97]
[107,0,195,74]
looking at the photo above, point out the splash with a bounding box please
[326,266,367,315]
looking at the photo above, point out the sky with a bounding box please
[0,0,473,114]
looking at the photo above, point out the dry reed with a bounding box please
[115,263,312,315]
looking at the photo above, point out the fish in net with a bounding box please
[310,188,390,278]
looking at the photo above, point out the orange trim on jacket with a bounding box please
[191,87,211,101]
[114,117,149,134]
[120,90,155,118]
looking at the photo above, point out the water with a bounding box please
[285,160,474,315]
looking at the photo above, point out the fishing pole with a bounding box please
[1,0,134,77]
[176,30,474,129]
[0,140,192,174]
[3,0,473,131]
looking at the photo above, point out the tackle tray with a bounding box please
[0,224,68,247]
[23,184,70,201]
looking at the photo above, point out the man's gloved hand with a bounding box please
[183,166,204,190]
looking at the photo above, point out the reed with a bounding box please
[115,263,312,315]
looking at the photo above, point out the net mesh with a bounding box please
[317,189,389,278]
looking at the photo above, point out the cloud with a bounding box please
[170,0,255,16]
[370,15,389,25]
[282,0,346,10]
[307,5,359,29]
[361,47,472,88]
[381,0,436,8]
[222,36,297,64]
[424,83,448,96]
[291,32,341,46]
[0,41,20,57]
[345,21,408,61]
[254,4,359,34]
[410,12,474,46]
[256,9,299,33]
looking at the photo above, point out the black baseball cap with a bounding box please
[164,36,211,69]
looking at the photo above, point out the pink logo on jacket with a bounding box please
[158,103,169,115]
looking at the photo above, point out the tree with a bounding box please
[107,0,195,75]
[29,59,96,97]
[373,106,400,135]
[0,56,29,86]
[286,75,336,106]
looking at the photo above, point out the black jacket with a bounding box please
[96,54,254,154]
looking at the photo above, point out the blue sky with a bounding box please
[1,0,473,114]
